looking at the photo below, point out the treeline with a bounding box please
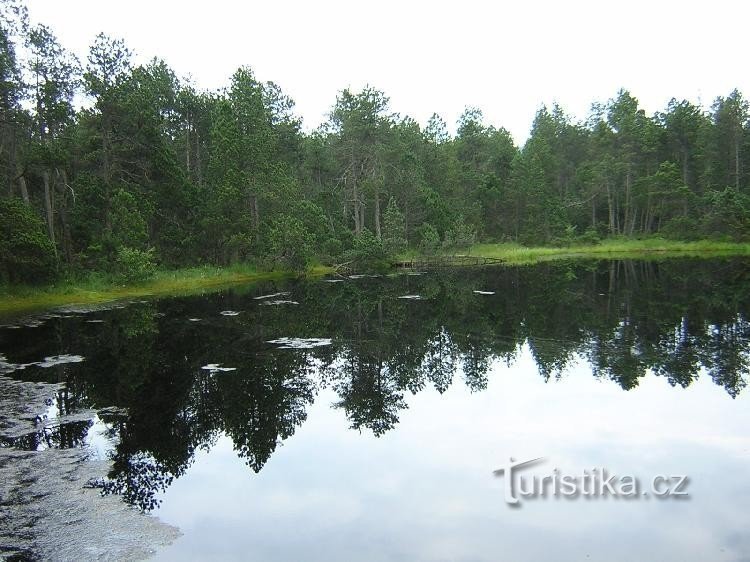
[1,0,750,282]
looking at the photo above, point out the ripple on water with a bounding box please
[0,375,180,560]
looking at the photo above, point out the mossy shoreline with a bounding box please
[463,239,750,265]
[0,264,332,317]
[3,239,750,317]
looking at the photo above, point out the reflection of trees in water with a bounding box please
[419,328,457,394]
[8,259,750,510]
[333,351,407,436]
[705,321,750,398]
[93,451,175,512]
[2,419,94,451]
[219,353,315,472]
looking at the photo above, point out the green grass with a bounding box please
[4,238,748,317]
[0,263,333,317]
[394,238,750,266]
[465,238,750,265]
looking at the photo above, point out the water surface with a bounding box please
[2,259,750,561]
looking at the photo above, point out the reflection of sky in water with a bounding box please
[151,345,750,562]
[84,414,117,460]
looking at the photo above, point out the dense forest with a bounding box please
[2,1,750,283]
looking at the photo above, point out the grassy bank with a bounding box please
[394,238,750,266]
[465,239,750,265]
[0,263,333,317]
[3,238,748,317]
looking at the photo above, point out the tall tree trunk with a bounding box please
[624,167,632,234]
[195,129,202,187]
[185,123,191,175]
[17,172,29,204]
[374,190,381,240]
[591,195,597,228]
[57,169,73,263]
[101,109,114,234]
[606,181,616,235]
[249,193,260,230]
[42,170,57,254]
[735,129,740,190]
[681,146,689,187]
[352,180,362,235]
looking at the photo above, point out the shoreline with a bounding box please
[3,240,749,317]
[396,239,750,267]
[465,239,750,265]
[0,265,332,318]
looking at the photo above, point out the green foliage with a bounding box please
[443,216,476,252]
[700,188,750,240]
[551,224,579,247]
[382,197,407,256]
[0,197,57,283]
[225,232,254,263]
[321,237,343,262]
[114,246,156,283]
[110,189,148,249]
[344,228,387,271]
[661,217,700,240]
[417,223,441,255]
[578,226,601,245]
[266,214,313,272]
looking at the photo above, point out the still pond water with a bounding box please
[2,259,750,561]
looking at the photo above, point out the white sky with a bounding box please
[26,0,750,145]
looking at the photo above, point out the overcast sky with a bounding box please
[26,0,750,144]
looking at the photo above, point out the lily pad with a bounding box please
[201,364,237,373]
[267,337,332,349]
[253,292,290,300]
